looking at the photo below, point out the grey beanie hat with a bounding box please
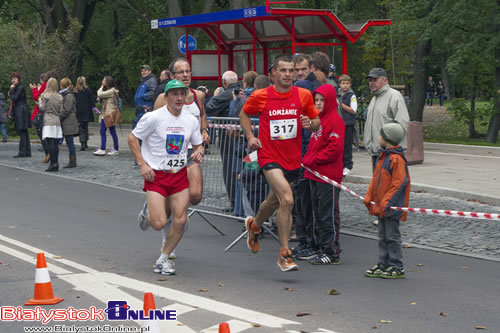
[380,123,405,146]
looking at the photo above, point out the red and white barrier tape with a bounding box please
[301,164,500,221]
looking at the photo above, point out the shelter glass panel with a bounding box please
[255,20,289,38]
[192,54,229,76]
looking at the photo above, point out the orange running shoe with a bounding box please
[277,248,298,272]
[245,216,261,253]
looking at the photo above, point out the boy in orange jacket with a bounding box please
[363,123,410,279]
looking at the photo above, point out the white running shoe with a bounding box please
[343,167,352,176]
[93,149,106,156]
[153,251,177,274]
[161,258,176,275]
[138,201,150,231]
[372,219,379,226]
[107,149,119,156]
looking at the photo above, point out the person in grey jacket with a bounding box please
[60,78,79,168]
[364,68,409,170]
[40,78,64,172]
[0,93,7,142]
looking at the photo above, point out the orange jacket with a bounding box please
[363,146,411,221]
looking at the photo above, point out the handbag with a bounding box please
[103,93,121,128]
[32,113,43,129]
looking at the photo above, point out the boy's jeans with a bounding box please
[378,216,403,270]
[0,122,7,139]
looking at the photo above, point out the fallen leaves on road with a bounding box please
[157,277,168,281]
[106,266,116,269]
[101,209,112,212]
[328,289,341,295]
[462,266,469,270]
[284,287,293,292]
[252,323,261,327]
[217,282,225,287]
[410,302,416,305]
[416,264,424,267]
[198,288,208,292]
[440,312,448,317]
[403,244,413,248]
[52,256,64,259]
[475,326,487,330]
[380,320,392,324]
[371,325,378,329]
[296,312,310,317]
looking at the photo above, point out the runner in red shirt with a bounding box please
[240,54,320,272]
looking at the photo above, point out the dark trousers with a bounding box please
[219,132,236,207]
[343,125,354,170]
[310,180,341,257]
[378,216,403,270]
[426,92,434,106]
[372,155,378,171]
[46,138,59,165]
[17,129,31,156]
[65,135,75,155]
[293,169,313,246]
[78,122,89,143]
[36,124,49,154]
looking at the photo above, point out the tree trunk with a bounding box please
[468,90,477,138]
[409,40,431,122]
[439,53,452,100]
[485,0,499,143]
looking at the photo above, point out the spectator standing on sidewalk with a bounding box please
[75,76,95,151]
[40,78,63,172]
[95,76,120,156]
[426,75,436,108]
[59,78,79,168]
[153,69,170,103]
[338,74,358,176]
[0,93,7,142]
[436,80,445,109]
[134,64,157,128]
[8,72,32,158]
[30,72,49,162]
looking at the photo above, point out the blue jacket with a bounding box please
[134,74,157,108]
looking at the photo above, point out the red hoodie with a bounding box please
[303,84,345,184]
[31,81,47,121]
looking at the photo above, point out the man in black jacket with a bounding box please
[206,71,240,212]
[153,69,170,103]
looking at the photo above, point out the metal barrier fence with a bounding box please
[189,117,278,250]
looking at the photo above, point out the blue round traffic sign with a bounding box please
[178,35,197,54]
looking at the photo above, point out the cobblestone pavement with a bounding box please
[1,141,499,261]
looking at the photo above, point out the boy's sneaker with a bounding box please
[277,249,298,272]
[381,266,405,279]
[343,167,352,176]
[365,264,385,278]
[245,216,261,253]
[308,253,340,265]
[93,149,106,156]
[138,201,150,231]
[296,246,318,260]
[107,149,119,156]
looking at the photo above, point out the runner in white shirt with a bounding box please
[129,79,204,275]
[153,58,210,271]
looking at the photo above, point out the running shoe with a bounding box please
[277,249,298,272]
[138,201,150,231]
[153,252,177,273]
[343,167,352,176]
[296,246,318,260]
[365,263,385,278]
[380,266,405,279]
[308,253,340,265]
[93,149,106,156]
[245,216,261,253]
[107,149,119,156]
[161,258,176,275]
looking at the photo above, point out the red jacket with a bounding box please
[303,84,345,185]
[363,146,411,221]
[31,81,47,121]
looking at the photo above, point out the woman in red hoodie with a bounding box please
[302,84,345,265]
[30,72,50,162]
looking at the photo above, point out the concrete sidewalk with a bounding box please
[86,124,500,206]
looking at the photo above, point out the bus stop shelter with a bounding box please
[151,1,391,84]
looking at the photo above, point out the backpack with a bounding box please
[116,95,123,112]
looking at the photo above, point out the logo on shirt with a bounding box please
[166,134,184,155]
[268,108,297,117]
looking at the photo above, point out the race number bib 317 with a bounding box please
[270,119,297,140]
[162,154,187,173]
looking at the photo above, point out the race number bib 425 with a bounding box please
[162,154,187,173]
[270,119,297,140]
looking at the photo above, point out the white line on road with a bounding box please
[425,151,500,159]
[0,244,71,275]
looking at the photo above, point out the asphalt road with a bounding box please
[1,166,499,333]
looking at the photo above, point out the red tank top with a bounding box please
[257,86,304,170]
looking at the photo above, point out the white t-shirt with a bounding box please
[182,94,201,149]
[132,106,203,172]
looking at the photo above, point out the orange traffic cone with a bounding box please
[141,292,160,333]
[219,322,231,333]
[25,253,64,305]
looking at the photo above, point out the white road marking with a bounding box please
[0,244,71,275]
[425,151,500,159]
[201,319,254,333]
